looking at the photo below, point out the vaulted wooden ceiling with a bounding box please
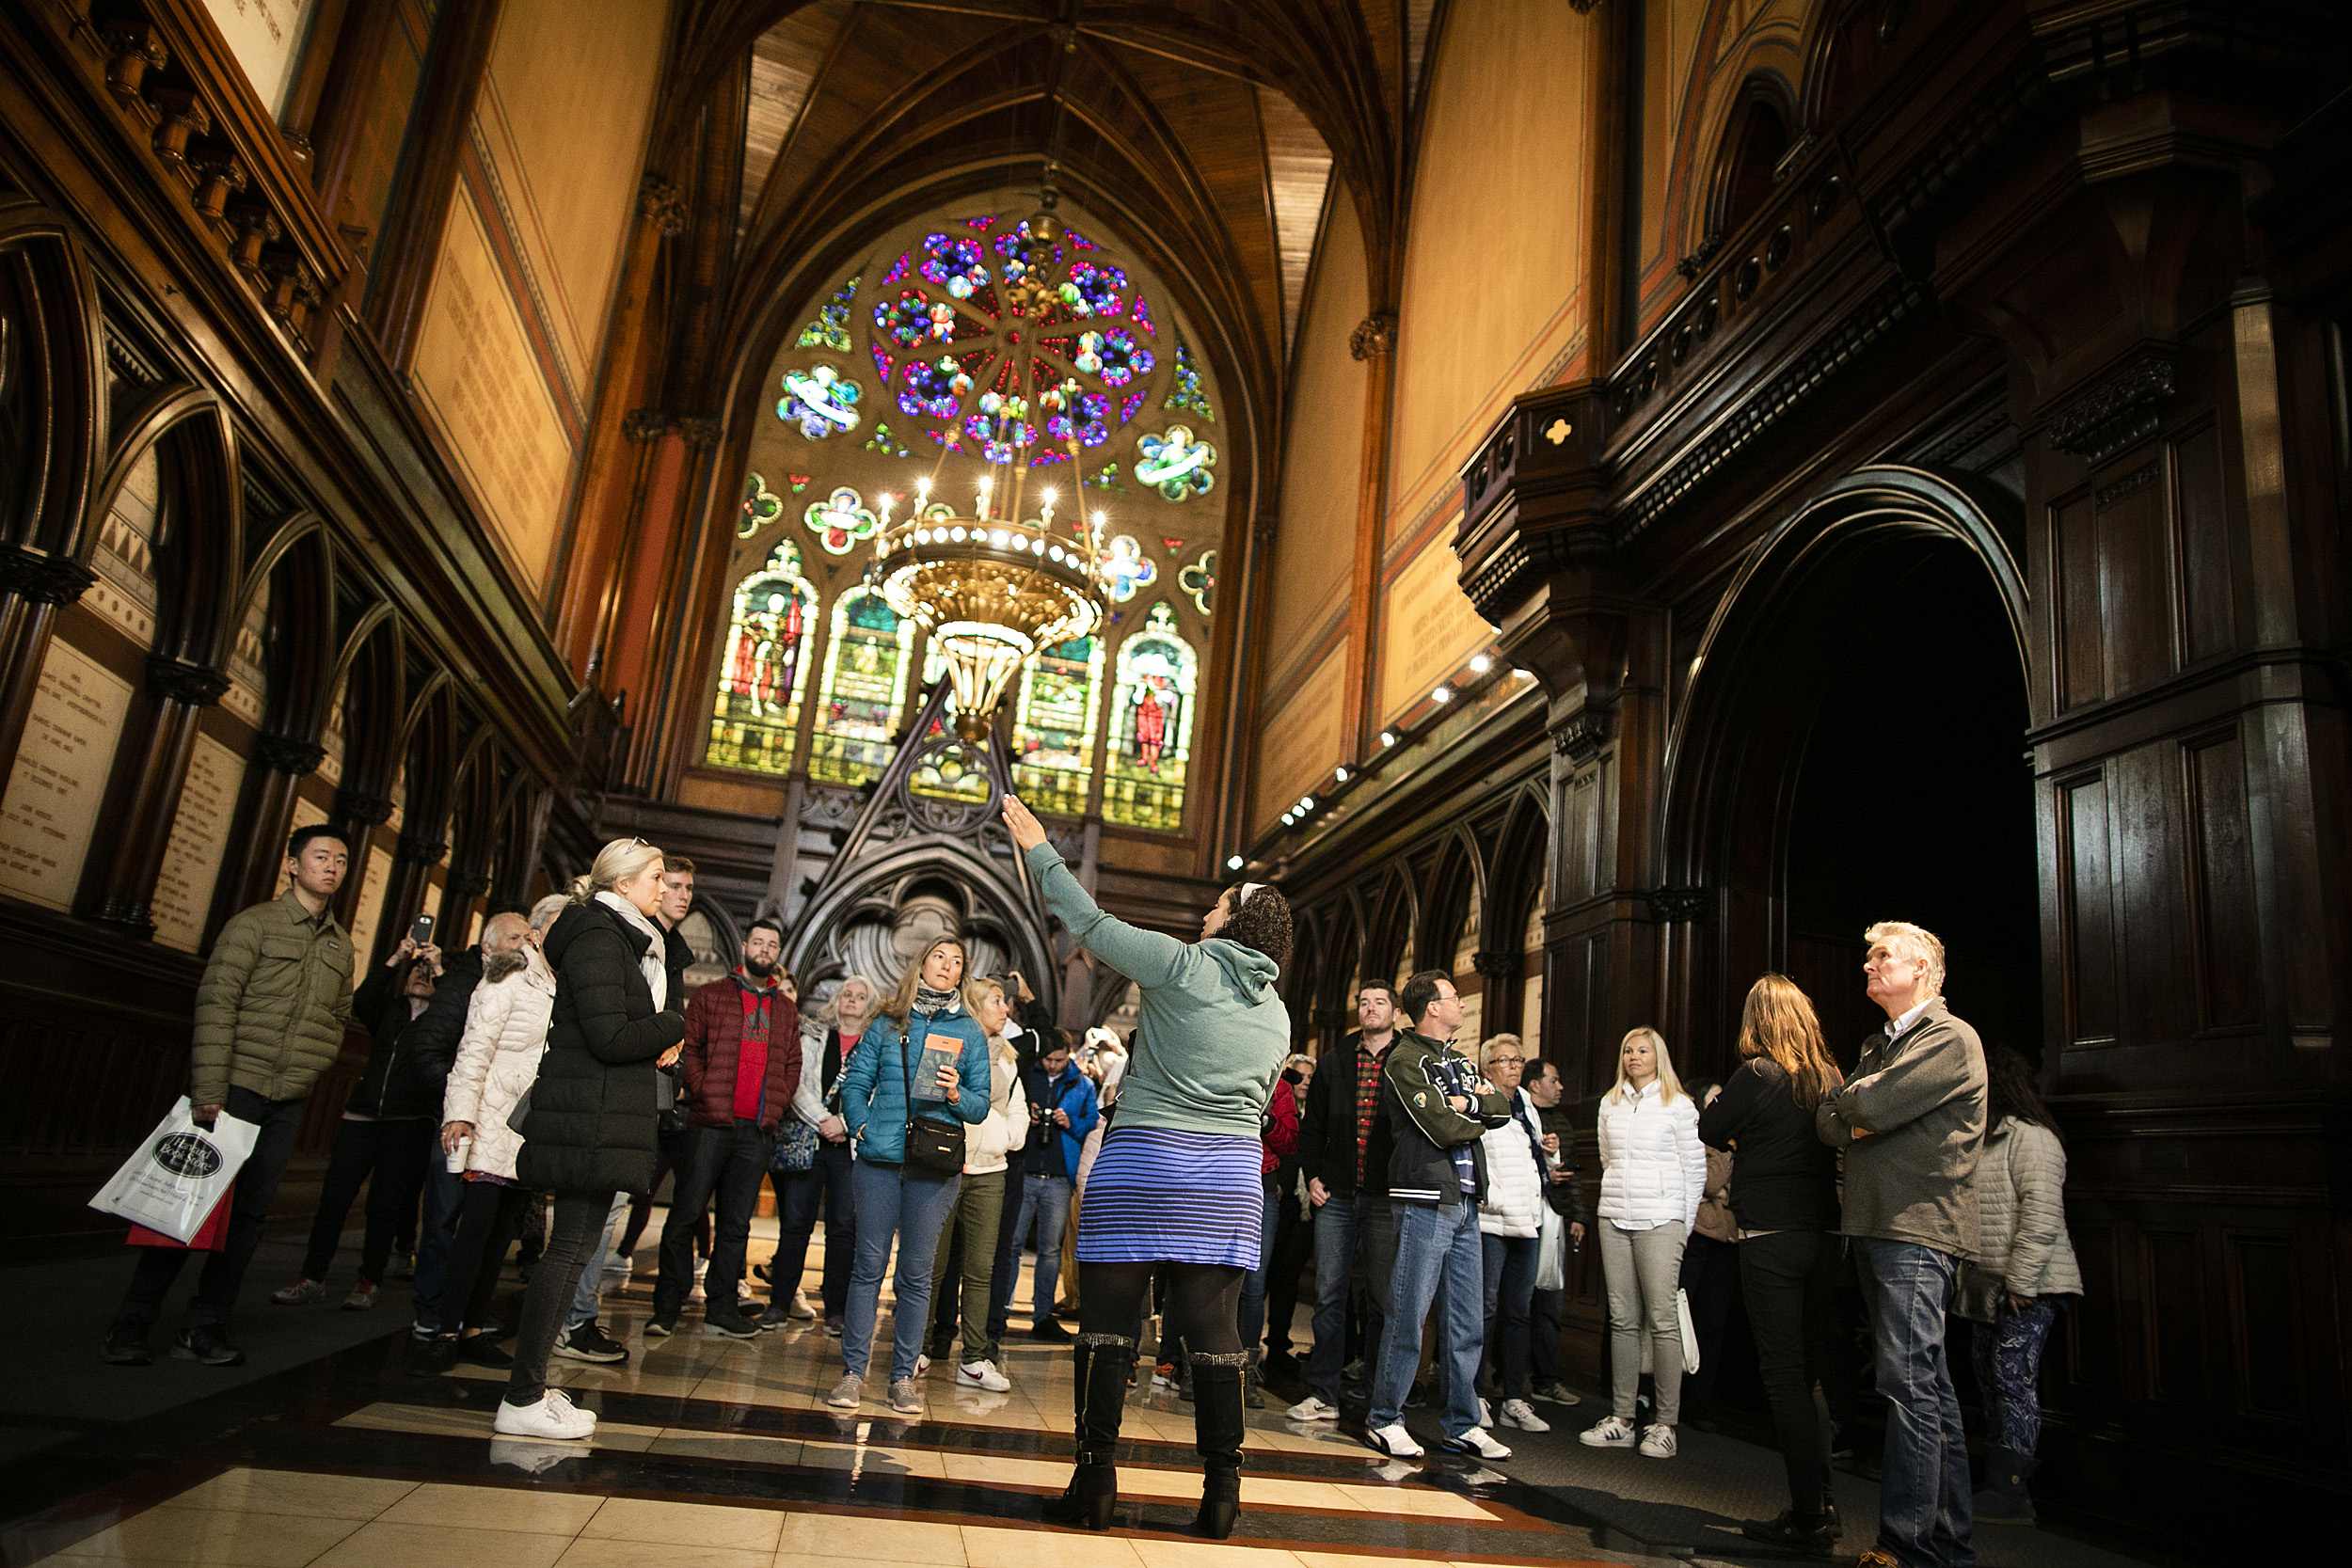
[639,1,1448,493]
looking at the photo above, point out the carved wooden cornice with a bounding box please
[394,832,449,866]
[144,656,230,706]
[1550,710,1609,767]
[333,788,395,827]
[1647,886,1707,923]
[253,734,327,776]
[1470,948,1522,982]
[622,408,674,442]
[2047,357,2176,467]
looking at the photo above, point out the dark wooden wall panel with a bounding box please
[2184,728,2263,1031]
[2226,1230,2303,1422]
[2058,771,2118,1045]
[2112,747,2195,1051]
[2096,477,2172,698]
[2065,1221,2122,1394]
[2169,420,2236,665]
[2055,492,2104,710]
[2140,1227,2210,1407]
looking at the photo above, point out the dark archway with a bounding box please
[1662,467,2039,1080]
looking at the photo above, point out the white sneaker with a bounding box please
[957,1360,1010,1392]
[1442,1427,1512,1461]
[1498,1399,1551,1433]
[1581,1415,1638,1448]
[1286,1395,1340,1422]
[914,1354,931,1375]
[1477,1398,1493,1428]
[494,1389,595,1441]
[787,1289,816,1321]
[826,1373,863,1409]
[1367,1422,1423,1458]
[1639,1424,1677,1459]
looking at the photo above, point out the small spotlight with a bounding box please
[1334,767,1350,783]
[1380,731,1396,747]
[1432,686,1452,703]
[1299,796,1315,812]
[1513,668,1532,680]
[1226,854,1244,871]
[1470,654,1491,673]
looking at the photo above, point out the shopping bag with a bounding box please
[1535,1203,1566,1291]
[126,1180,234,1250]
[89,1099,260,1243]
[1636,1289,1703,1376]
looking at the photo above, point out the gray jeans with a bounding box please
[1600,1218,1688,1425]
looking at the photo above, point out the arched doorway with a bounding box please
[1665,467,2041,1074]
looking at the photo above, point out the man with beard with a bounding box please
[648,916,803,1337]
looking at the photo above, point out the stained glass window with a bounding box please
[707,539,816,774]
[1103,602,1197,831]
[1010,636,1104,816]
[808,590,914,784]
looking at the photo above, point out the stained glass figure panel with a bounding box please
[1103,602,1196,831]
[1010,636,1104,817]
[809,589,915,784]
[707,540,817,775]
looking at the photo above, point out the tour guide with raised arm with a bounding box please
[1000,794,1293,1543]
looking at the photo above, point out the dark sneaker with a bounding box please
[1740,1510,1838,1554]
[406,1337,459,1377]
[554,1322,628,1364]
[101,1322,151,1366]
[270,1278,326,1306]
[749,1306,790,1333]
[1029,1320,1072,1342]
[456,1334,514,1369]
[172,1325,245,1367]
[824,1316,844,1338]
[644,1315,678,1338]
[703,1309,760,1339]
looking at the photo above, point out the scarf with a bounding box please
[594,891,668,1010]
[733,965,776,1036]
[913,982,961,1018]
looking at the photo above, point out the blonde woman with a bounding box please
[930,977,1029,1391]
[498,839,686,1442]
[1580,1026,1706,1459]
[832,937,993,1416]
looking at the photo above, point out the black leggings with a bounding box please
[505,1190,612,1406]
[439,1180,527,1336]
[1080,1260,1245,1356]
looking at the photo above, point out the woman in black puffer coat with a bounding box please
[496,838,685,1441]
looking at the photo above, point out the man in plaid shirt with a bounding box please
[1287,983,1401,1421]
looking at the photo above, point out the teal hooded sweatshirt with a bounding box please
[1025,841,1290,1139]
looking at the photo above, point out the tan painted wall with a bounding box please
[1254,641,1347,835]
[1263,186,1368,689]
[1375,519,1492,726]
[1382,0,1593,553]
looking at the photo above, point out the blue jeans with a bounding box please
[409,1160,461,1332]
[1371,1200,1485,1438]
[772,1137,857,1317]
[1857,1237,1973,1568]
[1481,1231,1539,1400]
[1238,1176,1279,1348]
[844,1158,961,1381]
[998,1172,1074,1327]
[566,1193,628,1329]
[1306,1192,1395,1403]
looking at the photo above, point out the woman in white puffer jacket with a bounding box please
[1581,1026,1706,1459]
[426,895,565,1370]
[1475,1036,1550,1433]
[932,978,1030,1391]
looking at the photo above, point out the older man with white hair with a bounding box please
[1818,921,1988,1568]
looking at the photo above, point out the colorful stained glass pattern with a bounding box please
[1136,426,1216,501]
[1058,261,1127,318]
[739,472,785,537]
[864,423,912,457]
[1165,331,1216,423]
[796,275,861,352]
[1180,549,1216,615]
[805,486,880,554]
[918,233,990,297]
[777,364,863,439]
[876,289,957,350]
[1104,602,1196,831]
[809,590,914,785]
[1011,636,1104,816]
[900,356,975,420]
[1131,294,1156,335]
[707,539,816,775]
[1098,534,1157,602]
[1073,328,1153,388]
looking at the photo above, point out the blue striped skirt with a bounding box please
[1075,1127,1263,1269]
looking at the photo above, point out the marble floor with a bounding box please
[1,1226,2179,1568]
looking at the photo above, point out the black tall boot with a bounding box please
[1189,1352,1248,1540]
[1044,1333,1136,1530]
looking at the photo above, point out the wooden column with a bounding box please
[83,657,230,935]
[328,784,394,930]
[1474,947,1524,1037]
[362,0,503,371]
[216,733,328,929]
[1338,316,1397,764]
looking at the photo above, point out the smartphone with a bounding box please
[410,913,434,947]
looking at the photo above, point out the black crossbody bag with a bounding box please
[899,1022,967,1178]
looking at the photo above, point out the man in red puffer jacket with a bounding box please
[647,917,801,1337]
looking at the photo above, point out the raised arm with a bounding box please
[1005,797,1186,989]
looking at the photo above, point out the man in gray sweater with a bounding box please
[1818,921,1986,1568]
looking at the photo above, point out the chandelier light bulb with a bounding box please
[1226,855,1244,871]
[916,476,932,500]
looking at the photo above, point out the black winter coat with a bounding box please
[401,945,485,1104]
[516,901,687,1196]
[348,961,442,1118]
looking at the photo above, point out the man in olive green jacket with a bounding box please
[103,826,357,1369]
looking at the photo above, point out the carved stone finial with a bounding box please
[1471,949,1522,983]
[638,173,687,237]
[676,416,723,449]
[146,656,230,707]
[394,832,449,866]
[622,408,673,443]
[254,734,327,776]
[1349,313,1395,361]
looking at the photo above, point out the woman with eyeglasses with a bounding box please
[495,837,686,1442]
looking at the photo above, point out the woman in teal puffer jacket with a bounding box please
[829,936,991,1417]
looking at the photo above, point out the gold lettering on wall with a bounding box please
[152,731,242,953]
[1378,528,1492,723]
[0,642,133,911]
[412,191,575,592]
[1254,643,1348,832]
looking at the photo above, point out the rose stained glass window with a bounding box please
[1104,602,1197,831]
[707,539,816,775]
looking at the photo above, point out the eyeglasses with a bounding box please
[1488,1056,1523,1068]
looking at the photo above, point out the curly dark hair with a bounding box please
[1222,884,1293,971]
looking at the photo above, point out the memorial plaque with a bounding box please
[1378,525,1491,723]
[151,732,242,952]
[0,641,132,911]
